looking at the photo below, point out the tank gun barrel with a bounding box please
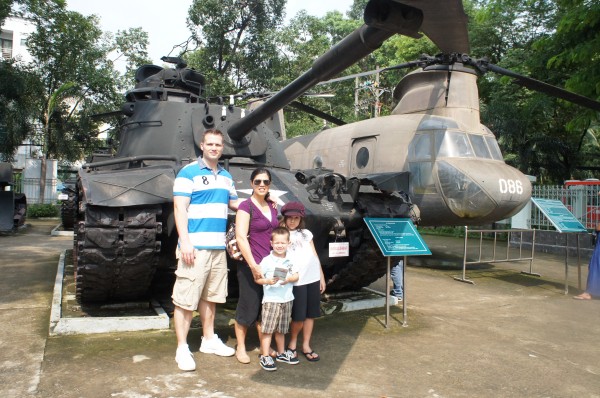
[227,0,423,141]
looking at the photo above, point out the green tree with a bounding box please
[277,10,361,137]
[536,0,600,178]
[468,0,599,183]
[112,27,152,88]
[2,1,150,201]
[186,0,286,94]
[0,60,43,161]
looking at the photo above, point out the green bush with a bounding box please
[27,203,59,218]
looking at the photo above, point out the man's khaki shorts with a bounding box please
[171,249,228,311]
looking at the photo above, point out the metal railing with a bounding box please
[455,227,538,284]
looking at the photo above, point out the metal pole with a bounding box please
[385,257,390,328]
[463,226,468,280]
[577,233,581,290]
[403,255,407,327]
[564,233,569,294]
[454,226,474,284]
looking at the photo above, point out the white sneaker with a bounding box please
[175,345,196,371]
[199,334,235,357]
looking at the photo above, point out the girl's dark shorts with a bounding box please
[291,280,322,321]
[235,262,263,326]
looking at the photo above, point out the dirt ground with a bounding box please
[1,219,599,398]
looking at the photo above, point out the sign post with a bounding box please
[531,198,587,293]
[364,218,431,327]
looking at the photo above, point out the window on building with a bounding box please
[1,38,13,59]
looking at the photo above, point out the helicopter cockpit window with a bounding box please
[435,131,474,158]
[355,147,370,169]
[408,133,432,160]
[409,161,435,193]
[469,134,491,159]
[485,137,504,161]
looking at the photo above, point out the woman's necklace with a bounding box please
[251,196,269,212]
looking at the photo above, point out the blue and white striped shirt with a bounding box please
[173,158,238,249]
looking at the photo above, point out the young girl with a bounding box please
[280,201,326,362]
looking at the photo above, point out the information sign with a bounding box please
[531,198,587,233]
[364,218,431,256]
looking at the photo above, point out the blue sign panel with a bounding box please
[364,218,431,256]
[531,198,587,233]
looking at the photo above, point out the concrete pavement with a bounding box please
[1,220,599,397]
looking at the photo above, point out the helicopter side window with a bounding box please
[355,147,370,169]
[408,133,432,160]
[485,137,504,161]
[435,131,474,158]
[469,134,491,159]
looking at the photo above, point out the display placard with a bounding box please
[531,198,587,233]
[329,242,349,257]
[364,218,431,256]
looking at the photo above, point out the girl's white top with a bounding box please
[287,229,321,285]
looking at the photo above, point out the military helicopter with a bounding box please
[281,0,600,227]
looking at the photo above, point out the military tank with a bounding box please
[0,162,27,232]
[73,0,423,302]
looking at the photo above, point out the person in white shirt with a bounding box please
[280,201,325,362]
[254,227,300,371]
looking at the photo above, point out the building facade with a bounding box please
[1,15,34,62]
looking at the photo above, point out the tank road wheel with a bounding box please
[325,233,387,292]
[60,192,77,230]
[75,205,162,303]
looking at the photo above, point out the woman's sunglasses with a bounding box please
[253,179,271,186]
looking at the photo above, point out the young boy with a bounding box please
[254,226,300,371]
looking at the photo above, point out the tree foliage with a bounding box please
[0,60,43,161]
[472,0,599,182]
[2,0,599,185]
[186,0,286,93]
[0,0,150,163]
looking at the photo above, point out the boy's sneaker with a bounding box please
[260,355,277,371]
[276,349,300,365]
[175,345,196,371]
[199,334,235,357]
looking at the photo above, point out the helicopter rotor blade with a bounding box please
[465,57,600,112]
[317,59,425,86]
[394,0,470,53]
[289,101,347,126]
[227,1,425,140]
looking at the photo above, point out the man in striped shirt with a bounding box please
[172,128,240,371]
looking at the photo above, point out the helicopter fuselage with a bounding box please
[283,65,532,226]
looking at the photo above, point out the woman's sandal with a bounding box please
[303,351,320,362]
[574,293,592,300]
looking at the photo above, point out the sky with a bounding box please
[66,0,355,68]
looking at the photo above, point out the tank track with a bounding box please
[75,205,163,302]
[325,232,386,291]
[60,192,77,230]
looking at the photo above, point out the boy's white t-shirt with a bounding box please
[287,229,321,286]
[260,253,298,303]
